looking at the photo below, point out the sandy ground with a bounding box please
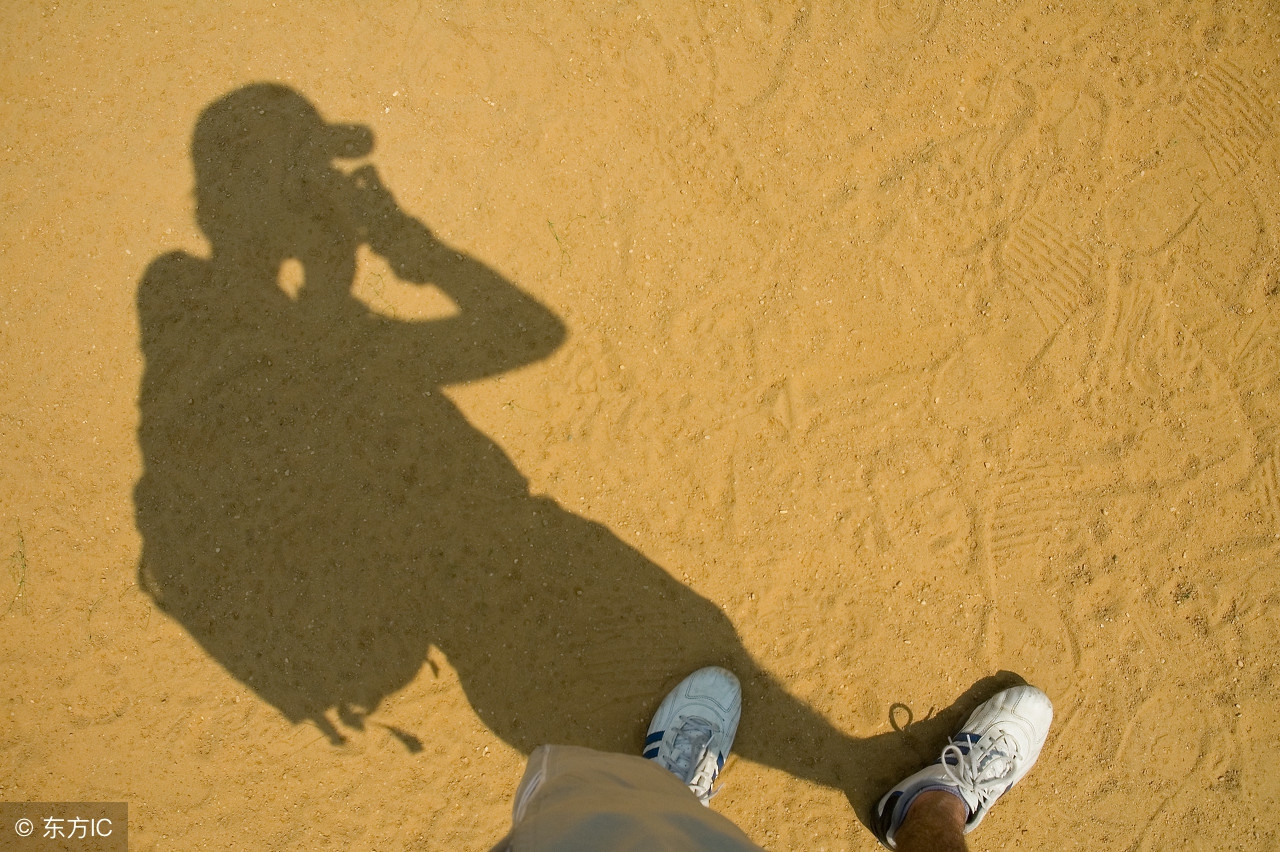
[3,1,1279,849]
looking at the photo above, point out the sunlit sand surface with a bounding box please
[3,2,1278,848]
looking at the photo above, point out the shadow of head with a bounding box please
[192,83,374,256]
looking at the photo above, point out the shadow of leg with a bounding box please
[431,494,1033,837]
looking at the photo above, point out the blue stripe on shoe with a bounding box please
[643,747,660,759]
[940,733,982,765]
[874,790,903,846]
[645,731,665,746]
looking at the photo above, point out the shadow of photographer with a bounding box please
[134,83,1024,828]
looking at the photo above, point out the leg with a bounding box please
[894,790,968,852]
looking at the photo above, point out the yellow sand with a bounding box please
[3,2,1278,849]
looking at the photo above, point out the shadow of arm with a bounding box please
[370,212,567,386]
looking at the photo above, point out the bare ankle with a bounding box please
[895,790,968,852]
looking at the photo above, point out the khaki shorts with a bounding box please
[489,745,765,852]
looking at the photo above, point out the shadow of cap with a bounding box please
[194,83,372,173]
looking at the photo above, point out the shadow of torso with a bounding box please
[136,224,756,755]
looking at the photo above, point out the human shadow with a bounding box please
[135,83,1026,828]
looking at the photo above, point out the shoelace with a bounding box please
[940,731,1020,812]
[687,748,725,804]
[667,715,724,802]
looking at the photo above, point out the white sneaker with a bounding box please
[874,685,1053,849]
[643,667,742,805]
